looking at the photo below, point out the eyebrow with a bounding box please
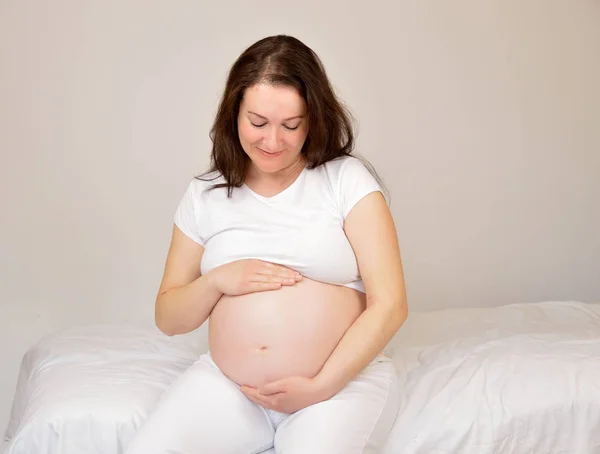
[247,111,304,122]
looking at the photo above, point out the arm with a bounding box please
[242,190,408,412]
[315,191,408,395]
[155,224,223,336]
[155,225,302,336]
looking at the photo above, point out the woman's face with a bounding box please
[237,83,309,176]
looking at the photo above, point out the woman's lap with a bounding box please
[124,354,274,454]
[124,353,398,454]
[274,357,398,453]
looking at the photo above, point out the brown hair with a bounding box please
[199,35,357,196]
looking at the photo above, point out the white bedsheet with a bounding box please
[382,300,600,454]
[4,301,600,454]
[3,325,204,454]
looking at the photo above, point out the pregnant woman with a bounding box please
[125,34,408,454]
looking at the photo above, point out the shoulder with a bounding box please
[321,155,379,187]
[319,155,384,218]
[192,170,225,187]
[322,155,360,174]
[173,171,229,245]
[185,171,226,196]
[175,171,230,213]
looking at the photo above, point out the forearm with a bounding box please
[155,271,223,336]
[316,299,407,396]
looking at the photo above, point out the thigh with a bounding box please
[274,357,399,454]
[125,354,274,454]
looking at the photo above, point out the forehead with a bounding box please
[241,83,306,118]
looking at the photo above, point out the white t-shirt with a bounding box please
[174,155,383,293]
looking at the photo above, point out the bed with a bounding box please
[4,300,600,454]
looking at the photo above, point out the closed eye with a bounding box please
[251,122,300,131]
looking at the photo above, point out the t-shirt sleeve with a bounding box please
[173,180,205,246]
[337,157,384,218]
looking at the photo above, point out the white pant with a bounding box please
[124,352,399,454]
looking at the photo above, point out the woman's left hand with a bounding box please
[240,376,332,414]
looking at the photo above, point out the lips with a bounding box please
[257,147,283,158]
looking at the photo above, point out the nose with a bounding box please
[263,126,282,152]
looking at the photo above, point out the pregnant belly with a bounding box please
[208,278,366,388]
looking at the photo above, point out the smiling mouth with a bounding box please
[257,148,283,157]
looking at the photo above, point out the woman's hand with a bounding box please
[210,259,302,296]
[240,376,331,414]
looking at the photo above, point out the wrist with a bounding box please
[204,268,223,296]
[313,370,344,400]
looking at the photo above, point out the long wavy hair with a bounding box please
[199,35,363,194]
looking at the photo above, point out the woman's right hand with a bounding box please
[209,259,303,296]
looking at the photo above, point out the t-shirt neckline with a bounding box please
[243,166,307,203]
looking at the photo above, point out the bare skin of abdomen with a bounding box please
[208,278,366,388]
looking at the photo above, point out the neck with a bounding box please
[245,157,306,197]
[246,157,306,189]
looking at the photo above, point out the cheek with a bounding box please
[288,136,303,150]
[285,125,308,147]
[288,130,308,150]
[239,123,262,145]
